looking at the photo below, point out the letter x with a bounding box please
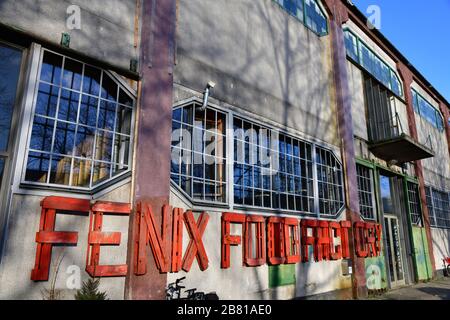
[182,211,209,272]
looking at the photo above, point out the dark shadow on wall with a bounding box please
[173,0,342,300]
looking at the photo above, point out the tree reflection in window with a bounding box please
[171,102,227,203]
[24,50,135,190]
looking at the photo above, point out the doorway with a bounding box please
[0,42,24,251]
[379,173,413,288]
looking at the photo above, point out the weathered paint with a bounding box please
[365,256,387,290]
[411,227,433,281]
[269,264,296,288]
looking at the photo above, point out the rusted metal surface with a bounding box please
[125,0,177,300]
[325,2,367,297]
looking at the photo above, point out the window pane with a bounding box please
[98,100,116,131]
[113,134,130,166]
[305,0,327,35]
[35,83,59,118]
[82,65,101,96]
[30,116,54,152]
[62,58,83,91]
[101,73,118,101]
[74,125,95,158]
[95,130,113,162]
[116,105,132,135]
[72,158,92,187]
[53,122,76,155]
[79,95,98,127]
[58,89,79,122]
[49,156,71,185]
[93,161,111,185]
[119,88,134,107]
[25,152,50,183]
[0,44,22,151]
[344,31,358,62]
[40,52,62,85]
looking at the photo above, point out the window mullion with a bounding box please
[312,144,320,218]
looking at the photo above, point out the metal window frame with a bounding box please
[19,46,137,193]
[410,88,445,132]
[343,28,404,99]
[427,186,450,229]
[170,97,345,219]
[272,0,329,37]
[355,162,377,221]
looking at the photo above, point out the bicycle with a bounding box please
[443,257,450,277]
[166,277,219,300]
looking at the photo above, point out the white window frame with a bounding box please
[15,45,137,194]
[170,97,345,219]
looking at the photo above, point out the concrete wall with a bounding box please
[0,182,131,300]
[0,0,137,69]
[168,188,352,300]
[175,0,339,147]
[430,227,450,273]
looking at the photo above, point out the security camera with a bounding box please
[207,81,216,89]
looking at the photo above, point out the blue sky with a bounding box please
[352,0,450,102]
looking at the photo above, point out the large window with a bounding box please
[170,101,344,217]
[426,186,450,229]
[411,89,444,131]
[407,182,423,226]
[24,50,135,190]
[344,29,403,98]
[356,164,376,220]
[233,117,316,215]
[274,0,328,36]
[171,102,227,203]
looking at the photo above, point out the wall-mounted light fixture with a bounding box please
[197,81,216,111]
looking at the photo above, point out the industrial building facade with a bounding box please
[0,0,448,300]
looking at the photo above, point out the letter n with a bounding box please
[134,202,172,274]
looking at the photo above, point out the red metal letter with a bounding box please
[283,218,301,264]
[221,213,246,269]
[354,222,368,258]
[340,221,351,259]
[86,201,130,277]
[301,219,318,262]
[267,217,286,265]
[244,215,266,267]
[134,202,172,274]
[329,222,342,260]
[182,211,209,272]
[171,208,184,272]
[31,196,90,281]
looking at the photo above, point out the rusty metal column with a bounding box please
[125,0,176,300]
[397,63,436,276]
[326,3,367,299]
